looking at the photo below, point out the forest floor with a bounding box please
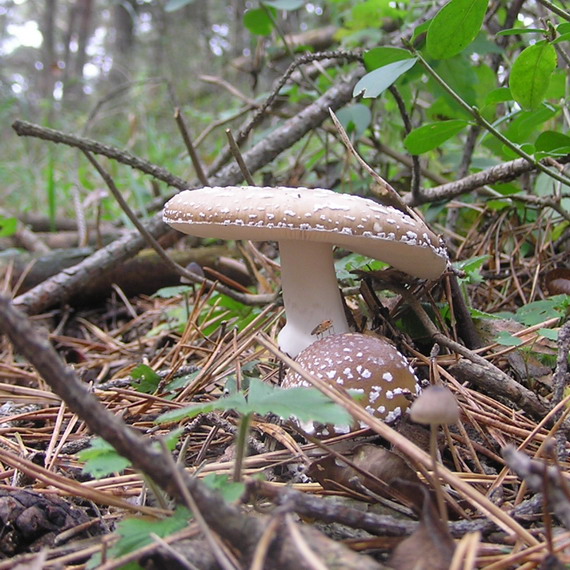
[0,207,569,569]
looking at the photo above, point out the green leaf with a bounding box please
[79,438,132,479]
[539,328,558,341]
[497,27,544,36]
[513,297,568,327]
[353,57,417,99]
[204,474,245,502]
[335,103,371,138]
[510,41,557,110]
[484,87,512,106]
[165,0,196,11]
[535,131,570,156]
[426,0,488,59]
[403,119,468,154]
[132,364,161,394]
[114,507,191,558]
[157,378,352,426]
[244,8,275,36]
[0,216,18,237]
[263,0,304,9]
[495,331,524,347]
[363,47,414,71]
[152,285,192,299]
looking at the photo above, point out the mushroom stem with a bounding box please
[277,240,349,357]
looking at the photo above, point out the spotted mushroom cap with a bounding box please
[163,186,448,280]
[283,333,421,434]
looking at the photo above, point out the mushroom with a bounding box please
[282,332,420,435]
[410,385,459,523]
[163,186,448,357]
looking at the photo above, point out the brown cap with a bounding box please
[283,333,420,435]
[409,385,459,425]
[164,187,448,357]
[163,186,447,278]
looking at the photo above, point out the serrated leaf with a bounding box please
[204,474,245,502]
[510,41,557,109]
[157,378,351,426]
[426,0,488,59]
[79,438,132,479]
[114,507,191,556]
[353,57,417,99]
[403,119,468,154]
[263,0,304,9]
[244,8,275,36]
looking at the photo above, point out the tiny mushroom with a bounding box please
[409,385,459,426]
[409,385,459,523]
[282,332,420,435]
[163,186,448,357]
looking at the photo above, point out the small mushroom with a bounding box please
[410,385,459,523]
[163,186,448,357]
[282,332,420,435]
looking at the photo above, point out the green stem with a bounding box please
[537,0,570,22]
[408,45,570,188]
[233,412,253,483]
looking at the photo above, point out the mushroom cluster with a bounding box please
[282,333,420,435]
[163,186,448,357]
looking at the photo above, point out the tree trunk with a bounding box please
[40,0,58,100]
[109,0,136,85]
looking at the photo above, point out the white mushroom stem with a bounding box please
[277,239,349,357]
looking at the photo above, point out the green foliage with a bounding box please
[156,377,352,427]
[426,0,488,60]
[404,120,468,154]
[79,438,133,479]
[88,506,192,570]
[510,41,558,110]
[244,7,277,36]
[80,431,183,479]
[335,103,372,138]
[132,364,162,394]
[353,57,417,98]
[0,216,18,238]
[164,0,196,11]
[203,473,246,503]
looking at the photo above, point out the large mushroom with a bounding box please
[163,186,447,357]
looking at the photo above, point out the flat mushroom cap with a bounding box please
[163,186,448,280]
[283,333,421,433]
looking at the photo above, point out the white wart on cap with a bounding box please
[163,186,448,357]
[282,333,420,435]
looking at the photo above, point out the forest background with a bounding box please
[0,0,570,568]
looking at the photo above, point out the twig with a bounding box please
[407,46,570,188]
[406,154,570,206]
[174,108,209,186]
[388,85,422,201]
[12,120,190,190]
[226,129,255,185]
[83,150,272,307]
